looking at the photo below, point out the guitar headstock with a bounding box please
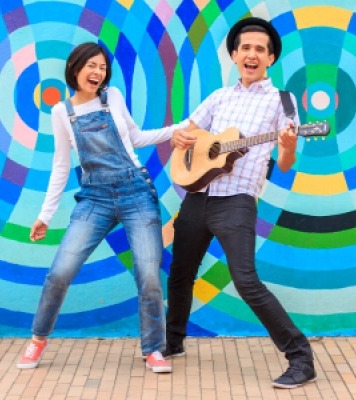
[297,121,330,138]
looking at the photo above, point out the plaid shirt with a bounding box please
[190,78,300,198]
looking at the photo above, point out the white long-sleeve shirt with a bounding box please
[39,86,187,225]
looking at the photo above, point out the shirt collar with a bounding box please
[235,78,272,92]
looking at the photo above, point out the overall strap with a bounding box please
[279,90,295,119]
[64,93,109,124]
[64,98,76,124]
[100,90,110,113]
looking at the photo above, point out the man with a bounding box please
[165,17,317,389]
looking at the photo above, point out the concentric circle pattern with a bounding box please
[0,1,355,338]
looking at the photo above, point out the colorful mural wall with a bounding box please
[0,0,355,338]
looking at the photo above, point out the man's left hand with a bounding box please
[278,122,297,154]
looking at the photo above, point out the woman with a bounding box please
[17,42,182,373]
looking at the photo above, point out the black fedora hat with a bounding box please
[226,17,282,64]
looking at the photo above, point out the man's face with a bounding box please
[231,31,275,88]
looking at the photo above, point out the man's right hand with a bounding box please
[30,219,48,241]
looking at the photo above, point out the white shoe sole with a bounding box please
[272,376,317,389]
[17,361,40,369]
[146,362,172,373]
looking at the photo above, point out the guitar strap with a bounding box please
[265,91,296,180]
[279,90,295,119]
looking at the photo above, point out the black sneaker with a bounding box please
[162,343,185,358]
[272,361,317,389]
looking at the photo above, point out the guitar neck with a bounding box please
[218,123,322,153]
[221,130,280,153]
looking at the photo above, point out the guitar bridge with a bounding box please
[184,147,194,171]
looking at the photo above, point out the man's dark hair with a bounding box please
[233,25,274,55]
[65,42,112,94]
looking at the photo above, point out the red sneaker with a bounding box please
[17,339,48,369]
[146,351,172,373]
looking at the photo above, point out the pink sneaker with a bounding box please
[17,339,48,369]
[146,351,172,373]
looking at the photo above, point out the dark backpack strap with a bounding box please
[279,90,295,119]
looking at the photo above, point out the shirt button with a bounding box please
[146,178,151,183]
[141,167,147,172]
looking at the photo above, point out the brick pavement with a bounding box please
[0,337,355,399]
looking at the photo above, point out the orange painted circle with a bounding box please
[42,87,61,106]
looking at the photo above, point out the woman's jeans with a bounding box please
[32,168,165,355]
[167,192,313,362]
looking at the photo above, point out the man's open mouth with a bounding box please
[244,63,258,70]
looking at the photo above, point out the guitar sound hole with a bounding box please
[209,142,221,160]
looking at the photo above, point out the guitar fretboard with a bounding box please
[221,131,279,153]
[217,121,329,154]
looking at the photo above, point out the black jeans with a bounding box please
[166,192,313,362]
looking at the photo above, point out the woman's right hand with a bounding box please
[30,219,48,241]
[171,120,198,150]
[171,129,197,150]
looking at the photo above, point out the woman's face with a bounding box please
[75,53,107,97]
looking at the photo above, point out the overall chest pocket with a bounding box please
[77,111,116,155]
[79,112,109,134]
[80,122,108,133]
[79,124,115,154]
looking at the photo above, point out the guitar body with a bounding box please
[170,127,244,192]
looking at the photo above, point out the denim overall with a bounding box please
[32,91,165,355]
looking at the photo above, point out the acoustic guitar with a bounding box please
[170,122,330,192]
